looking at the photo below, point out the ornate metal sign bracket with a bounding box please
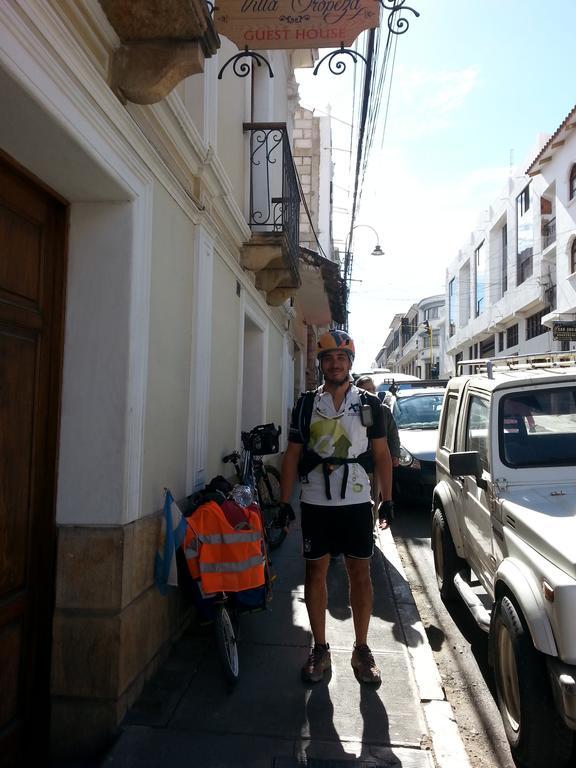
[379,0,420,33]
[311,1,419,76]
[313,43,368,76]
[218,46,274,80]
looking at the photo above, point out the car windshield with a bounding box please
[393,393,445,429]
[499,386,576,467]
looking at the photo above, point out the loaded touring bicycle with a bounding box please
[179,422,285,685]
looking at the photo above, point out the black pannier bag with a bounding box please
[249,423,281,455]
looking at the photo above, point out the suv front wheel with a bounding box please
[431,507,467,601]
[492,595,573,768]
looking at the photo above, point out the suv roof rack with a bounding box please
[401,378,449,388]
[457,352,576,379]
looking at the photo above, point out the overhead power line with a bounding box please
[332,2,420,328]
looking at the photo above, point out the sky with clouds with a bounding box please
[296,0,576,370]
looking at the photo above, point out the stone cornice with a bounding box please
[100,0,220,104]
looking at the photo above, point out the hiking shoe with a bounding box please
[351,643,381,684]
[301,643,331,682]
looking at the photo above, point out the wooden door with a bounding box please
[0,151,67,763]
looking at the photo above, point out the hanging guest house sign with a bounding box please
[214,0,380,50]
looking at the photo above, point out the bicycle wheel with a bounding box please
[214,605,239,686]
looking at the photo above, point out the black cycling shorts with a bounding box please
[300,501,374,560]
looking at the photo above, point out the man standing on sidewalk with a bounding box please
[280,330,393,685]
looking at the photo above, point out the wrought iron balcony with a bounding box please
[241,123,301,306]
[542,217,556,249]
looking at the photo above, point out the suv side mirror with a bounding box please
[449,451,488,490]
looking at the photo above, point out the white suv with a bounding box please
[432,353,576,768]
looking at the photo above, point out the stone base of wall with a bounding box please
[50,513,193,757]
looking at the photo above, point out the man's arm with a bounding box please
[280,441,303,504]
[384,406,401,467]
[371,436,392,503]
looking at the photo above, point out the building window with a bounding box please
[570,164,576,201]
[516,183,533,285]
[498,331,504,352]
[475,240,486,316]
[501,224,508,295]
[424,306,439,321]
[480,336,495,358]
[507,324,518,348]
[526,306,550,340]
[517,185,530,215]
[571,240,576,274]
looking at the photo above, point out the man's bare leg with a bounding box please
[345,556,372,645]
[304,555,330,644]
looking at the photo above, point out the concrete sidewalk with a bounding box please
[101,517,471,768]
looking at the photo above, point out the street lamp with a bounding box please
[343,223,384,313]
[342,223,384,331]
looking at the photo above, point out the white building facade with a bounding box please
[445,107,576,373]
[375,294,448,378]
[0,1,342,759]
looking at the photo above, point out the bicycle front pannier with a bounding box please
[250,423,281,455]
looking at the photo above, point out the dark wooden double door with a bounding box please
[0,152,67,763]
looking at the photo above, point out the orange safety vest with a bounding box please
[182,499,265,594]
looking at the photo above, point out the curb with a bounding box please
[377,526,472,768]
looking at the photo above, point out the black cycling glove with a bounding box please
[377,499,394,522]
[278,502,296,526]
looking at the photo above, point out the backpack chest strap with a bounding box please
[299,452,370,500]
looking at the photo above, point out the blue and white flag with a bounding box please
[154,488,186,595]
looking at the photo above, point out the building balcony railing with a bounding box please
[240,123,301,305]
[542,217,556,249]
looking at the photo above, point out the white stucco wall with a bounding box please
[1,0,308,530]
[58,201,133,527]
[207,252,243,477]
[141,183,196,514]
[217,39,250,214]
[267,324,284,423]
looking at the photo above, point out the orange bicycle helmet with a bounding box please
[317,329,355,361]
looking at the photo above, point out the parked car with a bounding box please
[432,353,576,768]
[372,372,421,400]
[390,387,446,504]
